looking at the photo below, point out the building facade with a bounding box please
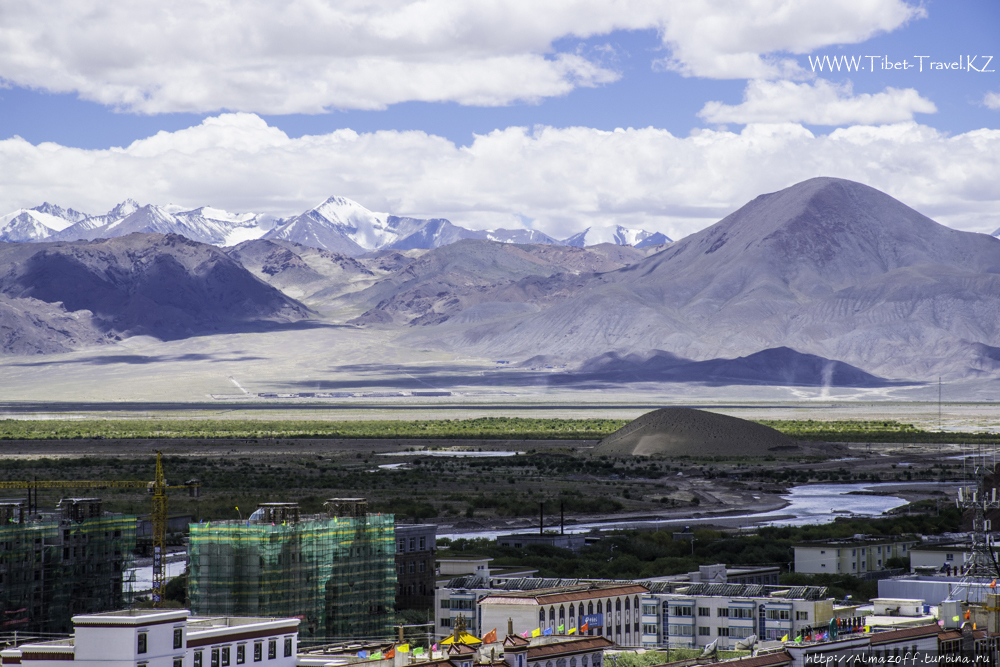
[793,537,917,575]
[0,609,300,667]
[0,498,136,634]
[396,523,437,610]
[188,500,395,639]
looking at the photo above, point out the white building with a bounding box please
[793,537,917,575]
[0,609,300,667]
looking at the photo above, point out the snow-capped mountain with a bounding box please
[3,195,671,254]
[0,203,88,242]
[562,225,672,248]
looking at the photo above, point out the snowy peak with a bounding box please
[0,206,84,242]
[484,229,561,245]
[562,225,671,248]
[31,203,88,223]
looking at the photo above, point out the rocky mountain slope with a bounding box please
[390,178,1000,381]
[0,234,312,353]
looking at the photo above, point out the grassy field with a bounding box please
[2,416,999,442]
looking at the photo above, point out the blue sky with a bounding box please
[0,0,998,240]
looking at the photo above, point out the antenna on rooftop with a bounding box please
[953,442,1000,602]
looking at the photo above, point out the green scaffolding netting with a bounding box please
[0,515,136,635]
[188,514,396,639]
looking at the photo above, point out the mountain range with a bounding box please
[4,177,1000,387]
[0,196,670,254]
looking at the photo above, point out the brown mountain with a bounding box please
[0,234,312,353]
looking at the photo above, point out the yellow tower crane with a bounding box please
[0,451,200,605]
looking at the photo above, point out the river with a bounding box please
[438,481,956,541]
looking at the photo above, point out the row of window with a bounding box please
[397,560,427,574]
[192,637,294,666]
[397,536,428,552]
[675,607,806,620]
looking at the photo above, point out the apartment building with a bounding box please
[793,536,918,575]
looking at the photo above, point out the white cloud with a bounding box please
[985,91,1000,110]
[0,0,923,113]
[699,79,937,125]
[654,0,923,79]
[2,113,999,241]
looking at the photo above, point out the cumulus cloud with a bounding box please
[699,79,937,125]
[985,92,1000,110]
[2,113,998,240]
[0,0,923,113]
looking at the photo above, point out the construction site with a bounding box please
[0,497,136,635]
[188,498,397,641]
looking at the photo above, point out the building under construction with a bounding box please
[188,498,396,641]
[0,498,136,635]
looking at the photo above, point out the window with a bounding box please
[766,609,790,620]
[409,538,416,551]
[442,599,451,609]
[671,606,692,617]
[284,637,293,657]
[195,652,204,667]
[174,660,184,667]
[698,607,710,617]
[699,627,711,636]
[254,641,263,662]
[796,611,809,620]
[441,618,452,628]
[223,647,231,666]
[138,632,148,654]
[419,560,426,573]
[717,608,729,618]
[645,605,659,615]
[409,562,415,574]
[174,627,184,649]
[398,563,404,575]
[212,648,220,667]
[420,537,426,549]
[398,538,405,552]
[730,608,753,619]
[269,639,277,659]
[237,644,246,665]
[947,553,954,561]
[642,624,658,635]
[717,627,729,637]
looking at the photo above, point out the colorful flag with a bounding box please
[370,652,382,660]
[557,624,564,633]
[531,628,541,637]
[358,651,369,658]
[543,627,553,636]
[432,644,438,651]
[521,631,530,639]
[398,645,410,653]
[483,629,497,644]
[569,627,576,634]
[780,634,788,642]
[386,648,395,659]
[992,579,997,589]
[580,622,589,633]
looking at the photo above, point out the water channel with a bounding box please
[439,481,958,541]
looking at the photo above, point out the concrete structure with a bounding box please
[0,609,299,666]
[649,582,834,650]
[644,564,781,590]
[188,500,395,639]
[496,534,587,553]
[396,524,437,610]
[907,542,1000,573]
[793,536,917,575]
[0,497,136,634]
[479,583,650,647]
